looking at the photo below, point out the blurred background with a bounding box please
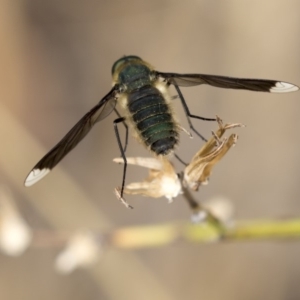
[1,0,300,299]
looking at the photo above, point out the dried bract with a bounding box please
[183,116,243,191]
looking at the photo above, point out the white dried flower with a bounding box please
[0,187,32,256]
[113,157,182,207]
[55,231,100,274]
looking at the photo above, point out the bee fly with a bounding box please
[25,55,299,198]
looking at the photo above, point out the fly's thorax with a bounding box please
[112,57,155,93]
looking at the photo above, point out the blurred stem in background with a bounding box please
[2,182,300,274]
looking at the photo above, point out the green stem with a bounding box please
[111,218,300,249]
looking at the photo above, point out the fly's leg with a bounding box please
[174,153,188,166]
[174,84,216,142]
[114,108,129,154]
[113,117,127,199]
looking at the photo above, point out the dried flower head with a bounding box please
[114,117,243,211]
[113,157,182,208]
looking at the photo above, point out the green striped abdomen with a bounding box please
[128,85,178,155]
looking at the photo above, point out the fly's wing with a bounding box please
[156,71,299,93]
[24,86,119,187]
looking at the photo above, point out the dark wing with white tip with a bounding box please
[156,71,299,93]
[25,86,119,187]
